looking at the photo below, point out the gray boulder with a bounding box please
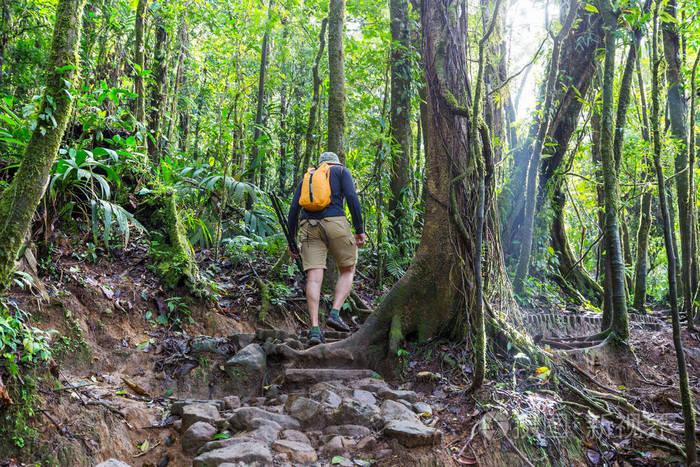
[413,401,433,416]
[380,399,419,424]
[229,406,300,431]
[280,429,312,445]
[193,441,272,466]
[377,388,419,403]
[331,398,381,429]
[224,344,266,396]
[323,424,372,438]
[182,421,217,455]
[182,403,221,431]
[383,420,442,447]
[272,439,318,463]
[285,397,325,427]
[351,389,377,406]
[95,460,131,467]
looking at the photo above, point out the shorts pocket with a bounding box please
[323,217,352,240]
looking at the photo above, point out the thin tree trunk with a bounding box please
[662,0,696,320]
[147,12,168,162]
[134,0,147,127]
[249,0,274,186]
[598,0,628,341]
[167,16,187,154]
[301,18,327,177]
[688,51,700,327]
[0,0,86,288]
[650,7,697,460]
[632,53,653,312]
[513,0,578,294]
[327,0,346,162]
[388,0,412,249]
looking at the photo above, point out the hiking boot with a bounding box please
[307,328,325,347]
[326,311,351,332]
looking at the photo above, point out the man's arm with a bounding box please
[287,182,302,240]
[340,167,364,235]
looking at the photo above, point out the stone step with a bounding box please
[284,368,377,385]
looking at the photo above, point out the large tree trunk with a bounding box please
[662,0,698,322]
[598,0,628,341]
[327,0,346,162]
[134,0,147,127]
[315,0,508,372]
[0,0,86,289]
[388,0,412,248]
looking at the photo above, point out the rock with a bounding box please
[244,418,283,431]
[352,378,390,393]
[171,399,225,416]
[280,429,312,445]
[377,388,419,403]
[197,437,253,456]
[285,397,324,426]
[383,420,442,447]
[356,435,377,450]
[413,402,433,416]
[380,399,419,424]
[236,423,280,444]
[351,389,377,406]
[314,388,343,408]
[231,333,256,349]
[323,425,372,438]
[229,407,300,430]
[182,403,221,431]
[397,399,414,410]
[264,384,281,398]
[284,368,376,385]
[272,440,318,463]
[193,441,273,466]
[331,398,381,429]
[223,396,241,410]
[95,460,131,467]
[182,421,217,455]
[173,419,182,432]
[224,344,266,395]
[322,435,356,456]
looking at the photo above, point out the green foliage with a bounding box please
[0,302,52,379]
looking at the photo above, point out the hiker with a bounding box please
[287,151,366,346]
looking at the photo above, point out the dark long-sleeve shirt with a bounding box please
[287,164,364,239]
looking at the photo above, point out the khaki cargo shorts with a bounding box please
[299,216,358,271]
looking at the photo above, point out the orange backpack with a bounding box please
[299,163,333,212]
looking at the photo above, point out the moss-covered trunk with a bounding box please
[133,0,147,126]
[147,12,168,161]
[0,0,86,290]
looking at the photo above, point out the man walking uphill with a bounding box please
[288,151,366,346]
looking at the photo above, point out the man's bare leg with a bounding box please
[332,265,356,310]
[306,268,324,327]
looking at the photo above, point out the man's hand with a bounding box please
[355,233,367,247]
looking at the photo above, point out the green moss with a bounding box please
[140,189,201,291]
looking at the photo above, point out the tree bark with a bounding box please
[388,0,412,249]
[327,0,346,162]
[0,0,86,289]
